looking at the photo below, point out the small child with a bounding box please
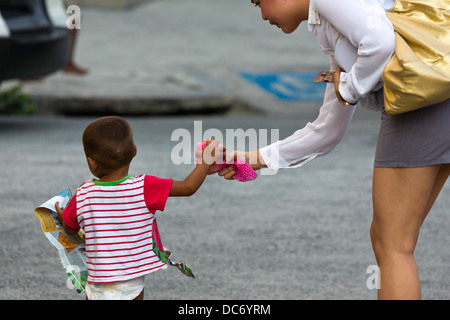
[55,116,223,300]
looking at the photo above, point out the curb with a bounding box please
[31,92,251,116]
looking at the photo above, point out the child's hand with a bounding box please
[55,201,80,235]
[201,139,226,165]
[55,201,64,223]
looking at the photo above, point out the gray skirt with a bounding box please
[374,99,450,168]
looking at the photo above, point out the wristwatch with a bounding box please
[335,89,357,106]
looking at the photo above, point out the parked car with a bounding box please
[0,0,71,82]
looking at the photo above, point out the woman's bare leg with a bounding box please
[370,164,449,300]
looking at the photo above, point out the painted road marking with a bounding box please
[240,71,327,102]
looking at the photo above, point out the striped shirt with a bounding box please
[62,175,173,284]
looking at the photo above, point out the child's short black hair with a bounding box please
[82,116,135,172]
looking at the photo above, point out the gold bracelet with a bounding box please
[335,89,357,106]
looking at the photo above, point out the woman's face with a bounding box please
[251,0,309,34]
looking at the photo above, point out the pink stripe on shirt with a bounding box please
[66,175,173,283]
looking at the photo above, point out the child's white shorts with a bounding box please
[85,276,145,300]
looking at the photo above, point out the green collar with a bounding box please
[92,175,131,186]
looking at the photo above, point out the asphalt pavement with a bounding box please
[1,113,449,300]
[0,0,449,301]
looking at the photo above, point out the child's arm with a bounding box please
[55,201,80,235]
[169,140,224,196]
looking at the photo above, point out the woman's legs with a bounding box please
[370,164,449,300]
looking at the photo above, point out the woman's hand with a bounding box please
[218,150,266,180]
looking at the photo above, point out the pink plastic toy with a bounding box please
[194,141,257,182]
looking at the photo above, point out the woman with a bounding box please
[220,0,450,299]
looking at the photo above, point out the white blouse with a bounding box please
[259,0,396,171]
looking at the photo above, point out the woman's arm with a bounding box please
[220,58,356,178]
[257,0,395,171]
[315,0,396,103]
[259,76,356,172]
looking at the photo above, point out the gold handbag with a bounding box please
[382,0,450,114]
